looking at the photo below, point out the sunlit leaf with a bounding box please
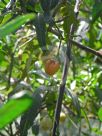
[98,108,102,121]
[0,92,33,129]
[20,90,42,136]
[0,14,35,38]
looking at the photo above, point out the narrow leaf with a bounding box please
[20,90,42,136]
[34,14,47,52]
[98,107,102,121]
[0,92,33,129]
[0,13,35,38]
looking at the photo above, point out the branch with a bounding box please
[48,26,102,59]
[52,1,82,135]
[52,26,75,136]
[70,39,102,58]
[2,0,16,13]
[0,132,5,136]
[9,123,13,136]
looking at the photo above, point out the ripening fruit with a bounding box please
[44,59,60,76]
[40,116,53,131]
[59,112,66,123]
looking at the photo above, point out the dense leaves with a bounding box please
[0,0,102,136]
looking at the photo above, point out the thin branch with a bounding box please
[9,123,13,136]
[1,0,16,13]
[63,103,76,116]
[52,1,82,135]
[55,15,69,23]
[48,27,62,38]
[70,39,102,58]
[52,15,76,136]
[0,132,6,136]
[48,26,102,59]
[7,53,14,89]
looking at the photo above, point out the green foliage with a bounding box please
[20,90,42,136]
[98,108,102,121]
[0,14,35,38]
[34,14,47,52]
[92,1,102,23]
[0,92,33,129]
[0,0,102,136]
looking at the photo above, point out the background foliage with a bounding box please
[0,0,102,136]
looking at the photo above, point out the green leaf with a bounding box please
[81,109,91,131]
[92,2,102,23]
[20,90,42,136]
[98,107,102,121]
[66,89,81,117]
[0,12,12,26]
[0,13,35,38]
[40,0,59,12]
[34,14,47,52]
[32,124,39,135]
[62,3,76,40]
[46,91,57,117]
[0,91,33,129]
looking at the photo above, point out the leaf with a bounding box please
[81,109,91,131]
[92,2,102,23]
[62,3,76,40]
[20,90,42,136]
[0,91,33,129]
[32,124,39,135]
[0,13,35,38]
[26,0,37,12]
[66,89,81,117]
[94,87,102,102]
[0,15,4,24]
[46,91,57,117]
[34,14,47,52]
[98,107,102,121]
[40,0,50,12]
[0,12,12,26]
[40,0,59,12]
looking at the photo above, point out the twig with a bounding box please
[4,127,11,135]
[9,123,13,136]
[55,15,69,23]
[0,132,6,136]
[52,15,76,136]
[48,26,102,59]
[7,53,14,89]
[78,121,81,136]
[70,39,102,58]
[48,27,62,38]
[1,0,16,13]
[63,103,76,116]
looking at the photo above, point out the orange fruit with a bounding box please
[44,59,60,76]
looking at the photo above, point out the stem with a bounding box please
[9,123,13,136]
[7,53,14,89]
[70,39,102,58]
[52,24,74,136]
[0,132,6,136]
[52,0,82,134]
